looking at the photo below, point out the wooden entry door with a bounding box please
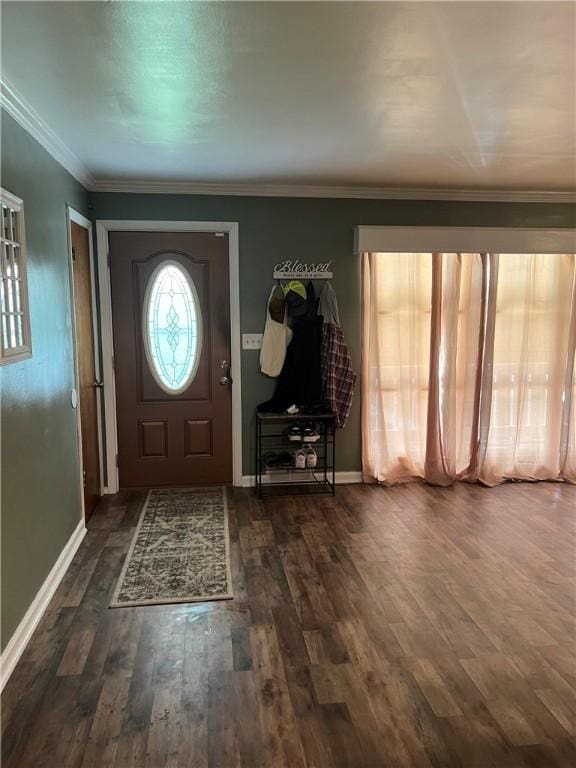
[71,221,101,520]
[109,231,232,488]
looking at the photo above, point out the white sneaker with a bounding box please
[294,449,306,469]
[305,448,317,468]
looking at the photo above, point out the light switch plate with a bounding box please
[242,333,263,350]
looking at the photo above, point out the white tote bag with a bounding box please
[260,285,293,377]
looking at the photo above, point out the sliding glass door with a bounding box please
[361,252,576,486]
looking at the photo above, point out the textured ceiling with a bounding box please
[1,1,575,191]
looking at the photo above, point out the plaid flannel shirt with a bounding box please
[320,322,356,428]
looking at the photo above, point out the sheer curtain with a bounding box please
[362,252,576,486]
[361,252,431,483]
[482,255,576,484]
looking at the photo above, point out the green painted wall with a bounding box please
[89,192,575,477]
[1,110,89,650]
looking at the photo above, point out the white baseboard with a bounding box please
[334,471,364,484]
[241,471,362,487]
[0,519,86,692]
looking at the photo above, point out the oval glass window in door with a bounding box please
[143,260,202,394]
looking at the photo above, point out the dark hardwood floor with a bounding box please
[2,482,575,767]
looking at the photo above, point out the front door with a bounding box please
[109,231,232,487]
[71,221,101,520]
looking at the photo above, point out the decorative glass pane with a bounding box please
[143,261,201,394]
[1,191,32,364]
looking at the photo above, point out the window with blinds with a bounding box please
[1,188,32,364]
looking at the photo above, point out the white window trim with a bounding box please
[355,226,576,255]
[67,207,105,512]
[0,187,32,365]
[96,220,242,492]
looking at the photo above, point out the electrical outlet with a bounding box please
[242,333,263,350]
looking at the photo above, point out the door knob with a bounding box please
[219,360,232,385]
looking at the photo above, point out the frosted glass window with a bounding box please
[1,188,31,365]
[143,261,201,393]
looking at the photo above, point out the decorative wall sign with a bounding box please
[273,259,333,279]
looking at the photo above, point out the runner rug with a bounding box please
[110,486,233,607]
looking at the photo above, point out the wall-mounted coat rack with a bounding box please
[273,259,333,280]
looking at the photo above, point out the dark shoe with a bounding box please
[266,451,293,469]
[275,451,293,468]
[302,423,320,442]
[287,424,303,441]
[301,401,331,415]
[263,452,278,471]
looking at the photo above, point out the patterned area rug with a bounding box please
[110,487,233,607]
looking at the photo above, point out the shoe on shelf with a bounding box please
[265,451,293,470]
[301,401,331,415]
[305,448,318,468]
[302,422,320,442]
[287,424,303,441]
[263,451,277,472]
[275,451,293,468]
[294,449,306,469]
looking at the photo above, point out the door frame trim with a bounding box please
[67,207,104,519]
[95,220,242,492]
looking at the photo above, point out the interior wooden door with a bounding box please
[109,231,232,487]
[71,221,101,520]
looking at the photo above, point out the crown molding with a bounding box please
[1,78,574,204]
[89,178,576,203]
[0,78,95,189]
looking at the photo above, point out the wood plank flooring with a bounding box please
[2,482,575,767]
